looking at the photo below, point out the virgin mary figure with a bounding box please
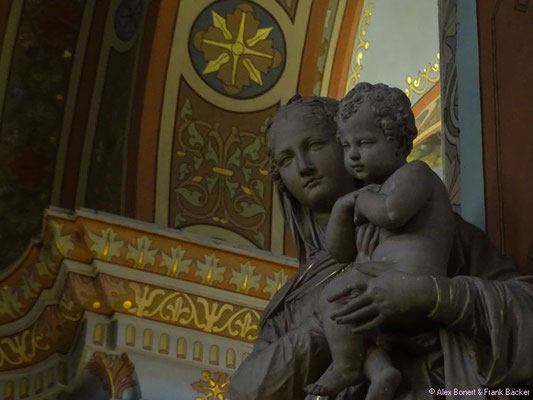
[230,95,533,400]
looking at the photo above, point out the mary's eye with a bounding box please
[360,140,373,146]
[278,156,292,167]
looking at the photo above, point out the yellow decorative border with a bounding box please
[404,53,440,101]
[344,0,374,94]
[0,209,295,324]
[0,270,261,371]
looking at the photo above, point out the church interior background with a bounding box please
[0,0,531,399]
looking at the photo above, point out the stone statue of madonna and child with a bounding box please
[229,83,533,400]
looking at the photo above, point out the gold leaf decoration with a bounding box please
[88,228,124,261]
[229,261,260,294]
[160,246,192,277]
[195,254,226,285]
[192,370,230,400]
[264,269,289,299]
[404,53,440,101]
[345,1,374,93]
[245,27,272,47]
[194,5,282,94]
[49,221,74,257]
[211,10,233,41]
[126,236,158,269]
[203,52,231,75]
[242,58,263,85]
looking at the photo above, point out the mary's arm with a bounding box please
[330,216,533,387]
[428,274,533,387]
[430,216,533,386]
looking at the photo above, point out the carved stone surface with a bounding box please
[229,92,533,399]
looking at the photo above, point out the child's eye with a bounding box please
[309,141,324,150]
[360,140,373,145]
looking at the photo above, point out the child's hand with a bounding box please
[335,190,359,210]
[356,183,382,194]
[353,202,367,226]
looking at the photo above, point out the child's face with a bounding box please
[337,102,403,185]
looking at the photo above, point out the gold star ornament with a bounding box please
[193,3,282,95]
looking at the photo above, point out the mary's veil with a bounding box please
[268,96,342,269]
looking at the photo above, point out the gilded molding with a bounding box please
[98,275,260,342]
[0,288,83,371]
[0,210,295,324]
[0,268,260,371]
[404,53,441,101]
[345,0,374,93]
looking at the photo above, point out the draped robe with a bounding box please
[230,188,533,400]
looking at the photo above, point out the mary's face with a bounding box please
[270,108,358,212]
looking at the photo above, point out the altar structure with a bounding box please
[0,0,531,399]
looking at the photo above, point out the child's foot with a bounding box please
[365,367,401,400]
[305,364,361,397]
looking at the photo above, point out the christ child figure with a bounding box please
[305,82,455,398]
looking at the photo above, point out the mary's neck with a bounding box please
[312,210,331,234]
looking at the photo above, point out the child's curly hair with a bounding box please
[265,95,339,192]
[338,83,417,155]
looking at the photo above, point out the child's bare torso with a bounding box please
[356,162,455,276]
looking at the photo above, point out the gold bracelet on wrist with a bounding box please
[427,276,442,318]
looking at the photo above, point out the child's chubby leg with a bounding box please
[304,271,367,397]
[363,346,402,400]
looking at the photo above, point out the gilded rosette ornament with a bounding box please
[190,1,285,98]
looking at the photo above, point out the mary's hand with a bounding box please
[327,262,436,333]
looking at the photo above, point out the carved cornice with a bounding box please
[0,208,286,372]
[0,209,296,325]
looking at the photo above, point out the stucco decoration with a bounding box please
[190,0,285,98]
[0,210,293,331]
[88,352,138,399]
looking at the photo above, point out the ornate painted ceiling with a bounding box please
[0,0,445,272]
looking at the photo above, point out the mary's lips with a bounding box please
[303,177,321,188]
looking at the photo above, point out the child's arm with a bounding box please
[356,161,434,230]
[326,191,358,262]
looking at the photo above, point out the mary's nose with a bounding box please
[296,153,315,176]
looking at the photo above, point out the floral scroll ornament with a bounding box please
[192,2,284,97]
[172,97,271,248]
